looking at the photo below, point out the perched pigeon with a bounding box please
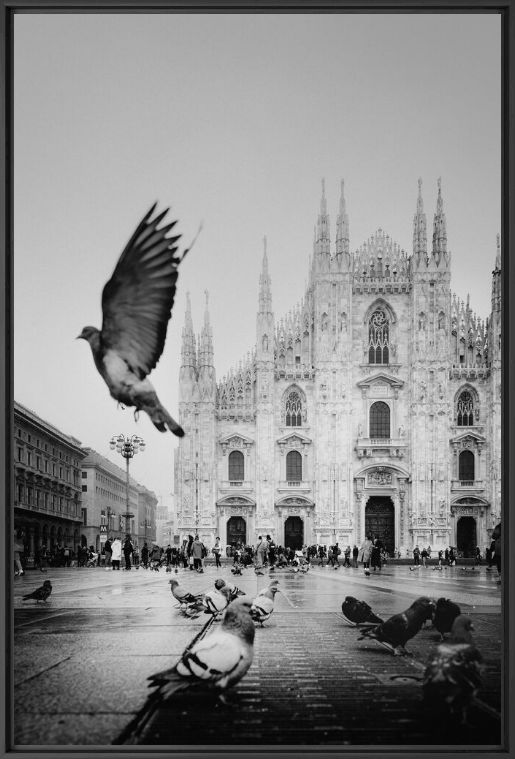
[423,615,483,724]
[433,598,462,641]
[256,579,279,597]
[214,578,245,602]
[250,586,279,627]
[203,586,232,615]
[169,579,204,614]
[341,596,384,627]
[22,580,52,603]
[357,596,435,655]
[147,597,254,698]
[78,204,192,436]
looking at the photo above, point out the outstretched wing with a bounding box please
[101,204,189,379]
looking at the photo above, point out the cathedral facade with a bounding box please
[174,180,502,557]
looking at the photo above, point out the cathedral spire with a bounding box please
[413,177,427,266]
[335,179,350,263]
[314,178,330,259]
[258,236,273,314]
[431,177,448,266]
[180,292,196,368]
[495,233,501,270]
[199,289,213,367]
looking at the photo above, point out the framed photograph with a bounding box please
[3,1,513,757]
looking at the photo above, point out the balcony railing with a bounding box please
[355,437,407,458]
[451,480,485,490]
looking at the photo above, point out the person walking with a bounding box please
[343,545,351,567]
[165,544,173,568]
[186,535,194,570]
[352,544,359,568]
[358,536,373,576]
[413,545,421,567]
[317,545,326,567]
[254,535,266,575]
[141,542,149,569]
[14,532,25,576]
[371,538,382,571]
[123,536,134,570]
[213,537,222,569]
[104,537,113,571]
[111,537,122,570]
[491,523,501,584]
[475,546,482,566]
[191,535,205,573]
[421,546,428,567]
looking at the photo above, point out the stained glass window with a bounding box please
[286,450,302,481]
[286,391,302,426]
[370,401,390,438]
[457,391,474,426]
[368,310,389,364]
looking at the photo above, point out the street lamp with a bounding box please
[109,434,146,540]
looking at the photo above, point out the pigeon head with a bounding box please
[223,597,255,642]
[411,596,436,619]
[43,581,52,587]
[77,326,100,346]
[450,615,475,643]
[214,579,226,590]
[169,579,179,587]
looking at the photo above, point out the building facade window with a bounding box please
[368,310,389,364]
[457,390,474,426]
[81,508,87,525]
[285,391,302,426]
[286,450,302,481]
[228,450,244,481]
[369,401,390,438]
[458,450,475,482]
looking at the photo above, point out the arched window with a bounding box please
[457,391,474,426]
[228,450,244,481]
[286,450,302,482]
[458,450,475,482]
[369,401,390,438]
[285,391,302,426]
[368,310,389,364]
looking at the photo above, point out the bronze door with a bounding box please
[226,516,246,547]
[365,497,394,554]
[456,516,477,557]
[284,516,303,550]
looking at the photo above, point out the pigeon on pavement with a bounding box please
[203,586,232,615]
[357,596,435,655]
[423,615,483,724]
[341,596,384,626]
[22,580,52,603]
[214,578,246,602]
[78,204,193,436]
[169,579,204,615]
[256,579,279,597]
[250,586,279,627]
[433,598,462,641]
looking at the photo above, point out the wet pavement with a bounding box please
[12,562,503,747]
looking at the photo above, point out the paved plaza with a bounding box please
[12,562,502,748]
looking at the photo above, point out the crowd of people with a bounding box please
[13,524,502,583]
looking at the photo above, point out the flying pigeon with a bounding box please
[423,615,483,725]
[433,598,462,641]
[357,596,435,656]
[22,580,52,603]
[341,596,384,627]
[77,204,192,436]
[250,586,279,627]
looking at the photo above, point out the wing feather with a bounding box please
[100,205,188,379]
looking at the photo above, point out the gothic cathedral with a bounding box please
[174,179,501,557]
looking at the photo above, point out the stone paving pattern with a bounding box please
[13,563,503,747]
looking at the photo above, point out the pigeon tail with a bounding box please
[131,385,184,436]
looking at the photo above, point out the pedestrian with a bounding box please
[14,531,25,576]
[111,537,122,570]
[448,547,456,566]
[150,543,161,570]
[330,543,341,569]
[104,537,113,571]
[186,535,194,570]
[444,547,449,564]
[267,535,277,570]
[141,542,149,569]
[438,549,443,566]
[475,546,482,566]
[371,538,382,571]
[358,535,373,575]
[421,546,428,567]
[317,545,326,567]
[491,523,501,584]
[254,535,266,574]
[213,536,222,569]
[123,536,134,570]
[165,544,173,567]
[34,544,47,573]
[191,535,205,572]
[63,546,72,567]
[352,544,359,568]
[343,545,351,567]
[413,545,421,566]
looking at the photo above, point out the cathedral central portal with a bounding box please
[226,516,246,547]
[284,516,303,550]
[365,497,394,554]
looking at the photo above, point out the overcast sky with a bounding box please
[14,13,501,506]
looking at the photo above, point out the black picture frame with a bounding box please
[1,1,513,758]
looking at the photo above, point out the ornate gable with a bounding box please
[276,431,312,455]
[219,433,254,455]
[356,373,404,399]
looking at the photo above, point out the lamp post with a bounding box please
[109,434,145,540]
